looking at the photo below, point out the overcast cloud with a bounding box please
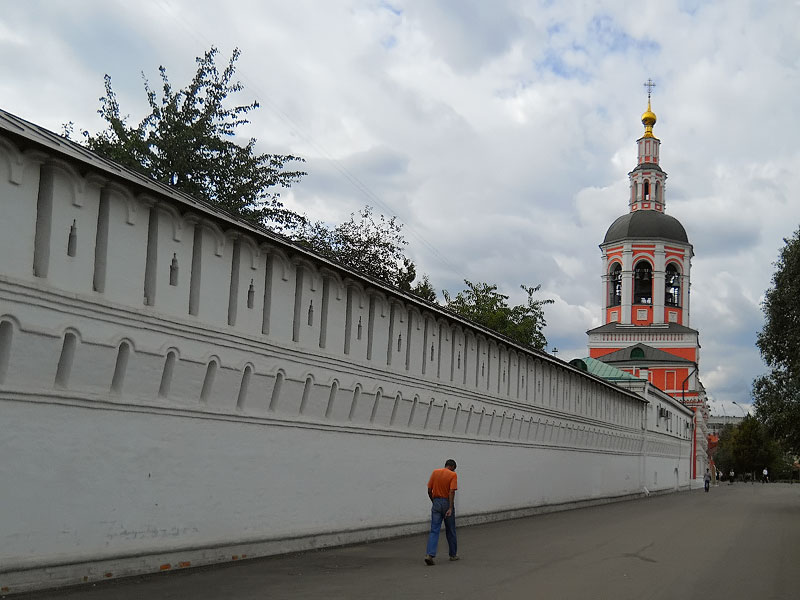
[2,0,798,416]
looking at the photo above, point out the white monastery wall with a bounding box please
[0,115,692,594]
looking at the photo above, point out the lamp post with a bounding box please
[732,401,747,417]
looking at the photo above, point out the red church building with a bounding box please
[587,88,709,477]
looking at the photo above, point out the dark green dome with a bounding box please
[603,210,688,244]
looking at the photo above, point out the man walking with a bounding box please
[425,459,458,565]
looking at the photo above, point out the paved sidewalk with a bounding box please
[15,483,800,600]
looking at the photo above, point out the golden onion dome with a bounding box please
[641,99,657,138]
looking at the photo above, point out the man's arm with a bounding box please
[446,490,455,517]
[428,487,434,502]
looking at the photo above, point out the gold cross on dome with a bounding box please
[643,78,656,100]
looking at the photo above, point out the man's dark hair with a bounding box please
[445,459,457,469]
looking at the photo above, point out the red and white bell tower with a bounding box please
[587,82,708,477]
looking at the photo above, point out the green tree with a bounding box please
[443,281,553,350]
[713,423,736,475]
[406,274,437,303]
[295,206,433,296]
[715,417,782,479]
[754,228,800,454]
[81,47,306,232]
[753,369,800,455]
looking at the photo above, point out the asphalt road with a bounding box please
[16,483,800,600]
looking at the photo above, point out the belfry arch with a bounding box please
[633,260,652,305]
[665,263,681,307]
[608,263,622,307]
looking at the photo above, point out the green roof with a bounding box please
[569,357,641,382]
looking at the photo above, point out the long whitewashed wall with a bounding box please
[0,120,692,594]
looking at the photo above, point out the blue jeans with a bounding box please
[426,497,457,557]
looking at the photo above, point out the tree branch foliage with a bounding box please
[294,206,431,299]
[82,47,307,232]
[754,227,800,454]
[714,416,785,478]
[443,281,553,350]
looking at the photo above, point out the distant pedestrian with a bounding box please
[704,469,711,492]
[424,459,458,565]
[762,468,769,484]
[729,469,734,484]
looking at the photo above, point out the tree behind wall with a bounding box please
[82,47,307,233]
[443,281,553,351]
[754,227,800,454]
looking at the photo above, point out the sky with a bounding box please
[2,0,798,416]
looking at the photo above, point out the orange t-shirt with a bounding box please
[428,468,458,499]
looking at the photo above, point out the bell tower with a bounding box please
[586,82,708,478]
[597,82,692,330]
[587,87,706,397]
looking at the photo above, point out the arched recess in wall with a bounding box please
[423,397,435,429]
[200,357,220,403]
[158,349,179,398]
[451,403,462,433]
[261,245,291,282]
[486,409,497,436]
[236,363,254,411]
[0,136,25,184]
[268,369,286,412]
[463,404,475,434]
[237,235,261,271]
[156,203,184,243]
[0,318,14,385]
[389,392,402,426]
[258,246,289,335]
[348,384,361,421]
[404,305,421,371]
[438,400,449,431]
[369,387,383,423]
[497,410,508,437]
[319,269,344,350]
[476,406,487,435]
[299,374,315,415]
[49,159,86,207]
[343,279,366,355]
[54,329,80,389]
[110,339,133,394]
[407,395,419,427]
[325,379,339,419]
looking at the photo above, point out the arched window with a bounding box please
[608,264,622,307]
[633,261,652,305]
[665,264,681,307]
[630,347,645,359]
[643,180,650,201]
